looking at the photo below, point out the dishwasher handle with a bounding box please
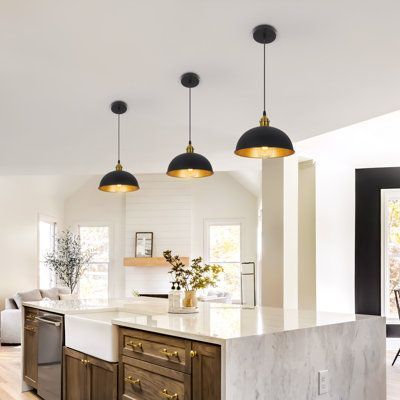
[35,316,62,327]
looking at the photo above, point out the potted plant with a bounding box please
[163,250,223,308]
[45,229,94,295]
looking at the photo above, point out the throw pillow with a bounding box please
[40,287,59,300]
[14,289,42,309]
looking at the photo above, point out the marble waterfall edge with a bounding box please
[224,316,386,400]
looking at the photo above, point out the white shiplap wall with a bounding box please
[125,175,191,295]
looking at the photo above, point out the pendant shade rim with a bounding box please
[98,169,140,192]
[167,151,213,178]
[235,125,295,159]
[167,169,214,178]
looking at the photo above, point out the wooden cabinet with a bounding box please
[63,348,87,400]
[87,353,118,400]
[191,342,221,400]
[120,356,191,400]
[119,328,221,400]
[120,328,191,374]
[23,307,38,388]
[63,347,118,400]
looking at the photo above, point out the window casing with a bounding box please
[204,219,243,302]
[381,189,400,318]
[38,216,57,289]
[78,225,110,299]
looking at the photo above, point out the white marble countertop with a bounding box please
[23,297,382,344]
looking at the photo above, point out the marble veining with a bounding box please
[24,298,382,343]
[23,298,386,400]
[225,317,386,400]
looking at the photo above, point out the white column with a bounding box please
[260,156,298,309]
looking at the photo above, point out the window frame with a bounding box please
[381,189,400,318]
[77,222,113,299]
[203,218,244,302]
[37,214,57,289]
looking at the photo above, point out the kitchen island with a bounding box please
[22,298,386,400]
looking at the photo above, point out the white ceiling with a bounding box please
[1,0,400,175]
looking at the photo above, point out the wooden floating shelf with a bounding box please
[124,257,190,267]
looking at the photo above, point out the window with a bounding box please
[205,221,242,301]
[78,225,110,299]
[382,189,400,318]
[38,217,57,289]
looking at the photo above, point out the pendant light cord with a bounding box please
[189,87,192,144]
[117,114,121,163]
[263,42,266,116]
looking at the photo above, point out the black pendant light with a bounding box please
[235,25,295,159]
[167,73,213,178]
[98,101,140,193]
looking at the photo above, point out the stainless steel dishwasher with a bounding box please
[36,311,64,400]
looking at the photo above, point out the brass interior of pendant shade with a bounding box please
[98,184,140,193]
[234,146,295,159]
[167,169,214,178]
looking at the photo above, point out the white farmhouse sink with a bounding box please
[65,311,133,362]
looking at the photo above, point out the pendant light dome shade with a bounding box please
[167,146,213,178]
[235,124,294,158]
[98,165,140,192]
[235,25,295,159]
[166,73,214,179]
[98,101,140,193]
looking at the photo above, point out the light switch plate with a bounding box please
[318,370,329,395]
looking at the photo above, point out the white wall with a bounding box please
[125,172,258,295]
[64,175,126,298]
[260,157,298,308]
[298,161,316,310]
[191,173,258,264]
[124,174,191,296]
[296,136,357,313]
[0,170,256,304]
[0,176,74,309]
[296,110,400,313]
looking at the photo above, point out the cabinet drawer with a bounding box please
[120,356,191,400]
[120,329,191,373]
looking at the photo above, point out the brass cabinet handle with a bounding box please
[24,326,36,333]
[190,350,197,358]
[160,389,178,399]
[124,376,141,386]
[128,340,143,351]
[80,359,90,366]
[159,348,179,358]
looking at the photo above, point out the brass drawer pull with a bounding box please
[128,340,143,351]
[80,359,90,366]
[190,350,197,358]
[24,326,36,333]
[160,389,178,399]
[159,348,179,358]
[125,376,141,386]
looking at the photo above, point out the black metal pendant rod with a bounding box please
[117,114,121,163]
[263,43,266,115]
[189,87,192,144]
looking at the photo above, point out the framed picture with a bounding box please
[135,232,153,257]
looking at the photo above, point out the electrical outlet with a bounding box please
[318,370,329,395]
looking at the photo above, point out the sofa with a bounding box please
[0,287,70,345]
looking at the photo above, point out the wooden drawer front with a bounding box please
[120,356,191,400]
[120,329,191,373]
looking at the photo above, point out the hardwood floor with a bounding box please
[387,350,400,400]
[0,346,38,400]
[0,345,399,399]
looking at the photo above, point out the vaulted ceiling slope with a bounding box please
[1,0,400,175]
